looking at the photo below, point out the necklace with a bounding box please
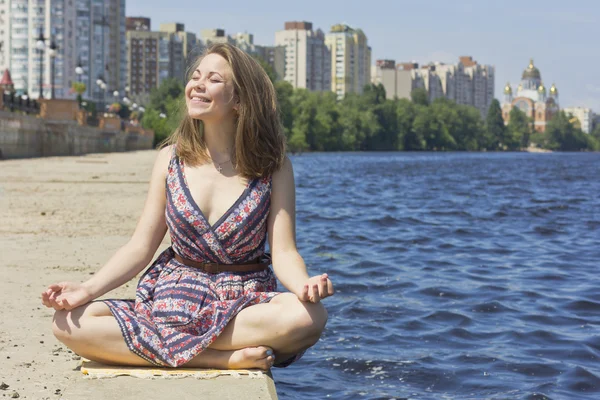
[213,158,231,173]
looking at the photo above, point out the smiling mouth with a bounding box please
[191,98,210,103]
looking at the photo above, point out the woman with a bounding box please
[41,43,333,370]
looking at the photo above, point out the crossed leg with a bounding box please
[52,293,327,370]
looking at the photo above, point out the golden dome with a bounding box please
[550,83,558,95]
[522,58,541,80]
[538,83,546,93]
[504,83,512,94]
[517,83,523,91]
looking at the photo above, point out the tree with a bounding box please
[506,107,531,150]
[413,101,456,151]
[545,111,591,151]
[363,83,387,105]
[396,99,417,151]
[410,88,429,106]
[253,56,278,83]
[485,99,506,150]
[592,123,600,141]
[275,81,294,139]
[71,82,86,106]
[148,78,184,113]
[339,93,379,150]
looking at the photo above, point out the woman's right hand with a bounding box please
[41,282,93,311]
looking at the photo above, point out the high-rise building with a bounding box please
[372,56,494,117]
[325,24,371,99]
[199,28,283,81]
[563,107,593,133]
[126,17,151,32]
[200,29,235,47]
[126,19,185,97]
[159,23,201,81]
[275,21,331,91]
[0,0,126,101]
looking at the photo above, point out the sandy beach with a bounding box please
[0,150,276,399]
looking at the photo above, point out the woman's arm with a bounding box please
[267,157,334,303]
[42,146,172,309]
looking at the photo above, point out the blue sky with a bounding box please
[128,0,599,111]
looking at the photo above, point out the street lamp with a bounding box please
[96,76,106,111]
[48,39,58,99]
[36,31,46,99]
[75,60,84,83]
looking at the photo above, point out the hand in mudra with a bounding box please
[41,282,93,311]
[298,274,334,303]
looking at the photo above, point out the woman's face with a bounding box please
[185,53,238,121]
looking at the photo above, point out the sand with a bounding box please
[0,150,277,399]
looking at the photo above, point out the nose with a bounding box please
[194,81,205,91]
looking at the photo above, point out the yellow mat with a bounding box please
[81,359,266,380]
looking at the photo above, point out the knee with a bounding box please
[52,309,72,343]
[288,301,328,345]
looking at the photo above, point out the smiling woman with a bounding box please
[43,43,334,370]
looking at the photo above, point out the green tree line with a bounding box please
[142,69,599,152]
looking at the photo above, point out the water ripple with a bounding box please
[274,152,600,399]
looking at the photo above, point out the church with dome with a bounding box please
[502,59,559,133]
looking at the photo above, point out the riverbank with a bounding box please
[0,150,277,399]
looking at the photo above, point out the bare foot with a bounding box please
[228,346,275,370]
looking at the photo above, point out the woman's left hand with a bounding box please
[297,274,334,303]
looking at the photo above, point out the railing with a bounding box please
[2,92,40,114]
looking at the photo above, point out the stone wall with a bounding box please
[0,111,153,159]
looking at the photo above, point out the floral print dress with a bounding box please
[104,150,298,368]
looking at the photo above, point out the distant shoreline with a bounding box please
[525,146,553,153]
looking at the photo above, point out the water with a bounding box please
[272,152,600,400]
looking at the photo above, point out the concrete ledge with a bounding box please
[62,373,278,400]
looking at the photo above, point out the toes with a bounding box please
[257,355,274,370]
[251,346,273,359]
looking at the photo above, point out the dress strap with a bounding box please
[166,144,180,177]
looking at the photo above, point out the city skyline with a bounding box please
[127,0,599,111]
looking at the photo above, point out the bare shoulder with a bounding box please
[154,145,173,173]
[272,156,294,183]
[157,144,173,161]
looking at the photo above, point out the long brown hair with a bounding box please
[161,43,286,178]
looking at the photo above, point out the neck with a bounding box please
[202,118,236,162]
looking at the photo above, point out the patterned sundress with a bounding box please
[104,149,300,368]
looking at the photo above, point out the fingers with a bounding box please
[42,288,61,309]
[49,291,63,310]
[41,290,51,308]
[327,278,335,296]
[60,298,73,311]
[310,284,321,303]
[298,284,310,302]
[318,275,328,296]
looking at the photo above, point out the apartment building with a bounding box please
[372,56,495,117]
[275,21,331,91]
[0,0,125,101]
[159,23,200,81]
[126,21,181,97]
[325,24,371,99]
[563,107,593,133]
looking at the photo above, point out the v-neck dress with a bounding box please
[103,150,300,368]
